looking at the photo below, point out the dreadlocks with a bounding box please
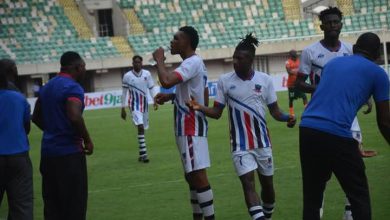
[235,33,260,59]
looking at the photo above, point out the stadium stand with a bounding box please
[0,0,389,65]
[0,0,120,64]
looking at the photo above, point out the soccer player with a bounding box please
[0,61,33,220]
[152,26,215,220]
[285,49,307,116]
[294,6,374,219]
[121,55,158,163]
[187,33,296,220]
[299,32,389,220]
[32,51,94,220]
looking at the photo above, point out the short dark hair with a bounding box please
[60,51,83,67]
[0,66,7,88]
[354,32,381,60]
[179,26,199,50]
[319,7,343,22]
[235,33,259,58]
[132,55,143,62]
[0,58,15,74]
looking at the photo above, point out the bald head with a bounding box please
[353,32,381,61]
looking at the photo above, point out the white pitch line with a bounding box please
[88,166,296,194]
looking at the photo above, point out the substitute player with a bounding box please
[121,55,157,163]
[295,7,375,220]
[285,49,307,116]
[187,33,296,220]
[152,26,215,220]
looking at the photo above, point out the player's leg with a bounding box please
[40,157,61,220]
[288,88,295,116]
[299,127,332,220]
[6,153,33,220]
[132,111,149,162]
[332,138,371,220]
[178,136,214,220]
[233,151,265,220]
[255,148,275,220]
[302,93,308,107]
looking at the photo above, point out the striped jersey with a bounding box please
[214,71,277,152]
[173,54,208,137]
[298,40,352,86]
[122,69,155,113]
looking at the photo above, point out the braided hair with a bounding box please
[235,33,259,58]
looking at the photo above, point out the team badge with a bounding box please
[254,84,262,93]
[144,77,147,81]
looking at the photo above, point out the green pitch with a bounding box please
[1,92,389,219]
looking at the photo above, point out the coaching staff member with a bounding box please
[299,32,390,220]
[32,51,94,220]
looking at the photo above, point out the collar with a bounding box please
[58,72,75,80]
[320,40,341,52]
[237,70,255,81]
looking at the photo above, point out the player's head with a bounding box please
[0,62,8,89]
[170,26,199,55]
[0,58,17,82]
[319,7,343,39]
[60,51,86,82]
[233,33,259,75]
[289,50,298,60]
[132,55,143,72]
[353,32,381,61]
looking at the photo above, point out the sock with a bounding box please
[289,107,294,116]
[190,188,203,217]
[197,185,215,219]
[263,203,274,219]
[138,135,147,157]
[249,206,265,220]
[345,198,352,212]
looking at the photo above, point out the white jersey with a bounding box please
[214,71,277,152]
[298,41,352,86]
[122,69,155,113]
[173,54,208,137]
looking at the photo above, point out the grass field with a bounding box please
[1,91,389,220]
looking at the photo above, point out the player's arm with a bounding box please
[154,93,175,105]
[204,87,209,107]
[285,62,297,76]
[153,47,182,88]
[24,102,31,134]
[121,87,127,120]
[294,73,316,93]
[375,100,390,145]
[187,99,223,119]
[149,86,159,110]
[32,97,44,130]
[267,102,296,127]
[66,98,94,155]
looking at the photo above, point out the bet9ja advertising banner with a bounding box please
[27,73,288,112]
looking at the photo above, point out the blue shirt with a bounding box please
[39,73,85,157]
[0,90,30,155]
[300,55,390,138]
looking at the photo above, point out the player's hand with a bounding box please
[363,99,372,114]
[83,140,94,155]
[287,115,296,128]
[153,103,158,110]
[186,96,202,111]
[121,108,126,120]
[154,93,171,105]
[152,47,165,63]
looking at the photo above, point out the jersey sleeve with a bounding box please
[64,83,84,105]
[146,72,155,89]
[298,48,312,76]
[122,73,129,88]
[373,69,390,102]
[265,76,277,105]
[174,58,198,83]
[214,77,226,108]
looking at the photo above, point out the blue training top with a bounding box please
[39,73,85,157]
[300,55,389,139]
[0,90,30,155]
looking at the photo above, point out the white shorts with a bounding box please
[175,136,210,173]
[232,148,274,177]
[131,110,149,129]
[351,117,362,143]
